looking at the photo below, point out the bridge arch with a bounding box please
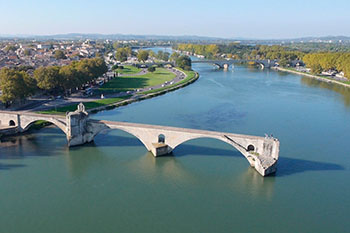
[21,119,67,134]
[9,120,16,126]
[90,125,153,151]
[168,135,255,161]
[213,63,222,69]
[256,62,265,69]
[247,144,255,152]
[171,136,250,157]
[158,134,165,143]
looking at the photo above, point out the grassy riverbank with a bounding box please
[39,96,131,115]
[99,68,176,93]
[39,68,198,115]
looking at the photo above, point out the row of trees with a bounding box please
[250,45,304,61]
[303,52,350,77]
[115,48,151,62]
[0,58,107,105]
[0,68,36,105]
[173,43,304,66]
[114,47,172,63]
[137,50,149,62]
[175,44,219,58]
[154,51,170,61]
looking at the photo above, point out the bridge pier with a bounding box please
[66,103,95,146]
[151,143,172,156]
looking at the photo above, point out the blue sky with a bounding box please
[0,0,349,39]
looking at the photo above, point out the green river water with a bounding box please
[1,51,350,232]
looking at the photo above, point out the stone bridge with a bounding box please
[0,104,280,176]
[192,59,278,69]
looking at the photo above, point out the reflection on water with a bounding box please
[301,76,350,107]
[236,168,276,199]
[126,152,198,185]
[64,143,111,178]
[0,127,67,158]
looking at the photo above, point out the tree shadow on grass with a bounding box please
[101,77,149,90]
[152,72,170,75]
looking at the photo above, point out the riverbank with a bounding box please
[273,67,350,88]
[39,68,199,115]
[89,69,199,113]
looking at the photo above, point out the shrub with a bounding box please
[148,66,156,72]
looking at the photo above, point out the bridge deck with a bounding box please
[93,119,265,140]
[0,110,66,120]
[0,111,265,140]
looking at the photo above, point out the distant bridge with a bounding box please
[0,104,280,176]
[192,59,279,69]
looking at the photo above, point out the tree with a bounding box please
[279,58,289,67]
[113,42,120,50]
[156,51,163,60]
[206,44,219,58]
[170,52,180,61]
[34,66,62,93]
[0,68,36,105]
[59,65,79,93]
[149,50,156,59]
[157,51,170,61]
[137,50,149,62]
[24,49,31,56]
[115,47,130,62]
[54,50,66,60]
[148,66,156,72]
[176,55,192,70]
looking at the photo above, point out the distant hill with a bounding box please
[1,33,350,44]
[0,33,231,42]
[239,36,350,45]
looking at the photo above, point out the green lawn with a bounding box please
[99,68,176,93]
[116,65,141,75]
[39,96,131,115]
[39,68,195,114]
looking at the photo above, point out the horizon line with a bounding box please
[0,33,349,41]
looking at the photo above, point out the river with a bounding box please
[1,49,350,233]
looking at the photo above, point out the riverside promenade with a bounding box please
[273,67,350,88]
